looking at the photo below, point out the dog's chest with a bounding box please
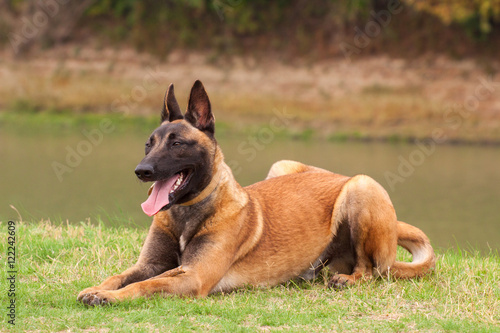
[169,205,213,253]
[179,227,194,253]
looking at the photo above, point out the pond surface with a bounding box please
[1,127,499,253]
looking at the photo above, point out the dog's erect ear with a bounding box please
[185,80,215,135]
[161,84,184,123]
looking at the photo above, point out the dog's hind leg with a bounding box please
[328,175,398,289]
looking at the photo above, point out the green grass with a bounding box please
[1,220,499,332]
[0,110,159,137]
[0,109,467,146]
[0,110,317,142]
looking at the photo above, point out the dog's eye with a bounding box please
[146,137,155,147]
[172,141,181,147]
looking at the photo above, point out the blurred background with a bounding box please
[1,0,499,252]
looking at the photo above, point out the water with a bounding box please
[1,129,499,252]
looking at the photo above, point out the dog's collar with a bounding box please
[180,167,223,206]
[147,167,224,207]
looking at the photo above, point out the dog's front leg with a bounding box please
[79,267,203,305]
[78,221,180,305]
[79,232,237,305]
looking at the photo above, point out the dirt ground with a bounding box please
[1,43,499,142]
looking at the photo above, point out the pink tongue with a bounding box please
[141,175,180,216]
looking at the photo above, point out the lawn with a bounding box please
[1,220,498,332]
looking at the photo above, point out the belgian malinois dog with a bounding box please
[78,80,435,306]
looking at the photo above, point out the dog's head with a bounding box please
[135,80,217,215]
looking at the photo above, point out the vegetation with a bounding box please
[406,0,500,34]
[0,220,498,331]
[2,1,499,144]
[2,0,500,59]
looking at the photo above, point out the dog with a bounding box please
[78,80,435,306]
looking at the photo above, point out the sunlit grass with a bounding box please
[0,220,498,331]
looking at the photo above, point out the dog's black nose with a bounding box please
[135,164,154,180]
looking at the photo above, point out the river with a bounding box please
[1,128,499,253]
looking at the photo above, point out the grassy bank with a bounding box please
[0,109,372,143]
[2,107,500,146]
[2,48,500,145]
[0,110,306,143]
[1,220,498,332]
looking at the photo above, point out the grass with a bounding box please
[1,220,499,332]
[3,108,497,147]
[0,110,295,145]
[0,108,158,136]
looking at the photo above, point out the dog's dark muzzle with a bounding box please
[135,163,155,181]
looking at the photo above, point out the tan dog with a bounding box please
[78,80,435,305]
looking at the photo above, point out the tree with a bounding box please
[404,0,500,34]
[3,0,95,55]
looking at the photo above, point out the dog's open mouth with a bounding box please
[141,170,192,216]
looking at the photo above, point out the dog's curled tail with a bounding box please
[391,221,435,279]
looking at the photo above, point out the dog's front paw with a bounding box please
[77,286,101,300]
[78,289,117,306]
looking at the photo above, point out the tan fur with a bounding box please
[78,84,435,306]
